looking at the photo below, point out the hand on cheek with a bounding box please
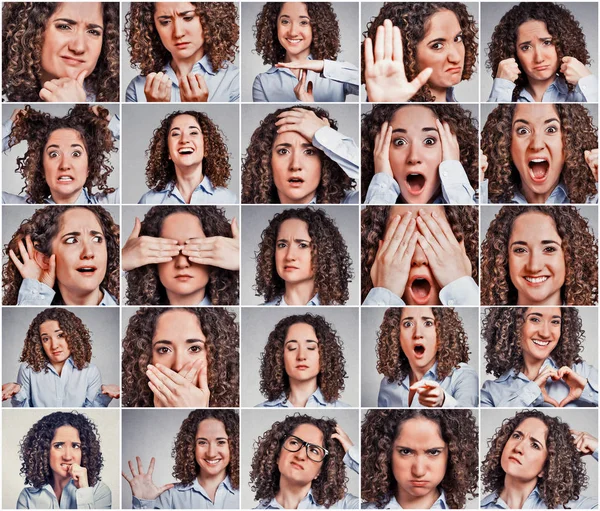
[435,119,460,162]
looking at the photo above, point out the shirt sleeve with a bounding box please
[86,365,112,408]
[343,445,359,474]
[17,279,56,306]
[76,482,112,509]
[364,173,400,205]
[312,126,359,181]
[252,75,268,102]
[575,74,598,103]
[438,276,479,306]
[488,77,516,102]
[228,67,240,102]
[362,287,406,306]
[439,160,477,204]
[480,179,490,203]
[126,77,140,102]
[12,364,31,407]
[108,114,120,141]
[321,60,360,97]
[3,118,13,152]
[573,362,598,406]
[481,378,543,407]
[442,365,479,408]
[16,489,30,509]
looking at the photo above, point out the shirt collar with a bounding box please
[500,357,558,382]
[518,75,568,101]
[164,54,216,82]
[512,181,568,204]
[165,176,216,200]
[100,289,118,306]
[44,189,91,205]
[279,293,320,306]
[178,476,235,496]
[263,489,315,508]
[481,487,542,508]
[383,489,448,509]
[269,387,327,407]
[401,362,439,389]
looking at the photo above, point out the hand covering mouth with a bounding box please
[406,172,426,194]
[528,158,549,182]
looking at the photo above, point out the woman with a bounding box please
[2,2,119,102]
[362,3,478,102]
[481,409,598,509]
[3,206,120,306]
[242,106,358,204]
[376,307,478,408]
[481,103,598,204]
[252,2,358,102]
[257,314,349,408]
[361,104,478,204]
[481,206,598,305]
[17,411,111,508]
[125,2,239,102]
[138,110,235,204]
[361,205,479,306]
[361,409,478,509]
[255,208,352,306]
[124,410,239,509]
[122,307,239,407]
[250,414,358,509]
[487,3,597,102]
[2,308,119,407]
[2,105,119,205]
[123,205,239,305]
[481,307,598,408]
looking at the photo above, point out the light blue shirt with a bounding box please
[11,359,111,408]
[253,57,359,102]
[126,55,239,102]
[17,279,118,306]
[480,180,598,204]
[17,480,112,509]
[263,293,321,306]
[132,476,239,509]
[256,387,351,408]
[362,490,449,509]
[481,358,598,408]
[378,362,479,408]
[488,74,598,103]
[138,176,236,205]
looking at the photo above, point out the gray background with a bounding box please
[240,307,359,406]
[2,307,120,408]
[241,2,360,102]
[240,205,360,305]
[480,2,599,101]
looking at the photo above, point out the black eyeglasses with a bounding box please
[282,434,328,462]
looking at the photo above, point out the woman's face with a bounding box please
[388,107,443,204]
[275,219,315,287]
[392,417,448,503]
[167,114,204,171]
[508,212,565,305]
[515,20,558,85]
[40,320,71,367]
[271,131,322,204]
[510,104,564,202]
[153,2,205,63]
[415,9,465,92]
[40,2,104,82]
[283,322,320,385]
[520,307,561,365]
[195,418,230,479]
[278,423,324,485]
[277,2,312,61]
[399,308,438,375]
[157,212,211,305]
[49,425,82,481]
[500,417,548,483]
[43,128,89,203]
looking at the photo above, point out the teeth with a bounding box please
[532,339,551,346]
[205,459,221,465]
[178,148,193,154]
[287,39,302,43]
[530,159,547,163]
[524,276,549,283]
[58,176,73,181]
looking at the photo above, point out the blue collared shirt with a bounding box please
[481,358,598,408]
[133,476,239,509]
[263,293,321,306]
[17,279,118,306]
[17,480,112,509]
[253,57,359,102]
[126,55,239,102]
[11,359,111,408]
[378,362,479,408]
[256,387,351,408]
[362,490,449,509]
[480,180,598,204]
[488,74,598,103]
[138,177,236,205]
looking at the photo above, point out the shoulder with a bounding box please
[2,192,29,204]
[90,189,120,205]
[211,187,237,204]
[138,188,167,204]
[452,363,478,376]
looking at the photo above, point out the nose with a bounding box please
[50,336,59,350]
[538,320,551,339]
[525,249,543,273]
[173,17,185,38]
[284,244,297,261]
[290,149,302,171]
[172,349,187,373]
[411,456,427,478]
[80,238,95,260]
[447,43,461,63]
[62,446,74,460]
[411,242,428,267]
[413,322,424,339]
[293,447,306,461]
[406,143,422,166]
[528,131,545,152]
[174,251,191,268]
[67,29,86,55]
[296,345,307,360]
[206,442,215,457]
[513,438,525,455]
[533,44,543,63]
[58,153,71,171]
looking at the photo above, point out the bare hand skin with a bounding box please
[294,69,314,102]
[147,360,210,407]
[122,457,176,500]
[554,366,587,407]
[570,429,598,455]
[39,70,87,102]
[276,60,325,73]
[122,218,180,272]
[69,463,89,489]
[331,424,353,453]
[373,121,394,177]
[585,148,598,181]
[496,58,521,82]
[534,367,560,408]
[9,235,56,289]
[409,380,445,407]
[436,119,460,162]
[101,384,121,399]
[179,73,209,102]
[479,150,488,182]
[2,382,21,401]
[560,56,592,86]
[181,217,240,271]
[275,108,330,141]
[144,72,173,102]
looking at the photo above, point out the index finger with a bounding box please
[364,37,374,71]
[391,24,404,65]
[147,456,156,476]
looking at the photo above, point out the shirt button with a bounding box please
[442,171,448,177]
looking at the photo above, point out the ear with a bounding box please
[32,249,50,271]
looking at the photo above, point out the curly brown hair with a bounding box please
[362,409,478,509]
[172,409,239,488]
[483,307,584,378]
[6,105,117,204]
[3,206,120,305]
[260,314,347,403]
[125,3,238,74]
[145,110,231,191]
[255,208,353,305]
[376,307,470,383]
[125,206,239,305]
[254,3,341,66]
[486,3,590,100]
[361,104,479,202]
[20,308,93,373]
[482,104,598,204]
[20,411,103,488]
[122,307,239,407]
[481,206,598,305]
[360,206,479,303]
[242,106,356,204]
[362,3,478,102]
[250,414,349,507]
[2,2,120,102]
[482,409,588,508]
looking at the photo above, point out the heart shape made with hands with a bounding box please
[538,367,586,408]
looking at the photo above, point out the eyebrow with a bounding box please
[46,144,85,150]
[401,315,435,321]
[510,239,562,248]
[274,142,316,149]
[60,230,102,239]
[197,436,228,441]
[512,118,560,126]
[157,10,195,19]
[41,329,63,335]
[518,36,552,45]
[278,14,310,19]
[54,17,103,30]
[515,430,544,448]
[284,339,319,345]
[152,338,206,346]
[169,125,200,133]
[396,445,446,450]
[392,127,438,134]
[277,237,311,243]
[526,312,561,320]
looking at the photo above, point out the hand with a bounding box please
[331,424,353,453]
[122,457,175,500]
[294,70,314,102]
[276,59,325,73]
[555,366,587,407]
[143,72,172,102]
[181,217,240,271]
[585,149,598,182]
[370,213,418,298]
[496,58,521,83]
[364,19,433,102]
[373,121,394,177]
[101,384,120,399]
[90,105,111,122]
[69,463,89,489]
[560,56,592,86]
[571,430,598,456]
[147,360,210,408]
[410,380,445,407]
[415,209,472,288]
[480,150,488,182]
[2,383,21,401]
[9,235,56,289]
[436,119,460,162]
[179,73,209,102]
[39,70,87,102]
[275,108,330,142]
[533,367,560,407]
[122,218,180,272]
[10,109,26,123]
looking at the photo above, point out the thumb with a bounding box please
[128,217,142,241]
[76,69,87,87]
[231,217,239,239]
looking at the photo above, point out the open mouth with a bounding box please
[288,177,304,187]
[409,276,432,304]
[413,344,425,357]
[406,173,426,194]
[178,147,194,154]
[532,339,551,347]
[286,38,303,44]
[523,276,549,285]
[528,159,549,183]
[57,176,74,182]
[77,267,97,274]
[204,459,222,466]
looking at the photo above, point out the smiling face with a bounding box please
[508,212,566,306]
[40,319,71,369]
[500,417,548,483]
[40,2,104,83]
[399,308,438,376]
[167,114,204,172]
[195,418,230,480]
[277,2,312,61]
[49,425,82,482]
[275,218,315,288]
[388,107,443,204]
[283,322,320,387]
[153,2,205,63]
[510,104,564,203]
[278,423,324,485]
[516,20,559,86]
[520,307,561,367]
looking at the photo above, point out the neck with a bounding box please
[51,360,67,376]
[197,471,226,502]
[428,84,447,102]
[522,356,547,381]
[284,49,311,64]
[520,183,558,204]
[51,189,83,204]
[58,285,103,306]
[283,281,316,306]
[524,75,555,102]
[278,190,317,205]
[409,361,436,384]
[51,475,72,504]
[174,165,204,204]
[517,291,561,306]
[166,287,207,306]
[171,48,205,79]
[287,378,318,407]
[275,477,312,510]
[397,487,441,510]
[500,475,538,510]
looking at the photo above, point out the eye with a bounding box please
[431,42,443,50]
[528,316,540,323]
[197,439,207,446]
[455,34,463,43]
[92,235,104,244]
[56,23,72,31]
[515,127,530,136]
[399,448,412,456]
[42,337,50,343]
[57,332,65,338]
[307,346,317,351]
[189,130,200,136]
[48,150,60,158]
[543,39,553,46]
[512,432,521,440]
[159,20,171,26]
[309,446,321,455]
[72,150,83,158]
[551,319,561,326]
[217,440,228,446]
[546,126,559,134]
[277,242,288,249]
[189,345,204,353]
[520,44,531,52]
[543,246,558,253]
[65,236,78,245]
[54,442,65,449]
[424,137,437,146]
[424,320,434,327]
[280,19,289,25]
[298,241,310,249]
[428,448,442,456]
[87,28,102,37]
[512,247,527,254]
[304,148,316,156]
[288,438,299,446]
[402,320,414,328]
[300,20,310,26]
[276,148,290,156]
[531,442,541,450]
[72,443,81,450]
[183,15,195,22]
[156,347,171,354]
[286,345,297,351]
[392,137,407,146]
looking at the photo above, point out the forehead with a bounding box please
[291,423,324,444]
[45,129,85,149]
[196,418,227,438]
[153,309,204,337]
[170,114,201,131]
[40,319,62,334]
[52,425,81,442]
[58,208,103,233]
[509,212,560,241]
[277,218,310,238]
[51,2,103,24]
[390,106,438,130]
[513,104,560,125]
[159,212,206,241]
[154,2,195,16]
[395,417,444,444]
[423,9,461,37]
[517,20,552,41]
[273,130,312,147]
[278,2,309,18]
[400,307,434,320]
[286,322,318,340]
[514,417,549,443]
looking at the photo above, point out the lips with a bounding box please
[76,266,97,274]
[290,461,304,470]
[288,177,305,188]
[533,65,550,71]
[528,158,549,183]
[204,458,222,466]
[413,344,425,358]
[175,274,193,281]
[175,42,190,48]
[286,38,303,45]
[532,338,551,347]
[408,274,433,304]
[508,456,522,465]
[445,67,462,74]
[284,265,299,271]
[405,173,426,195]
[60,56,85,65]
[522,275,550,285]
[409,480,430,487]
[296,364,309,370]
[57,175,75,182]
[178,147,194,154]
